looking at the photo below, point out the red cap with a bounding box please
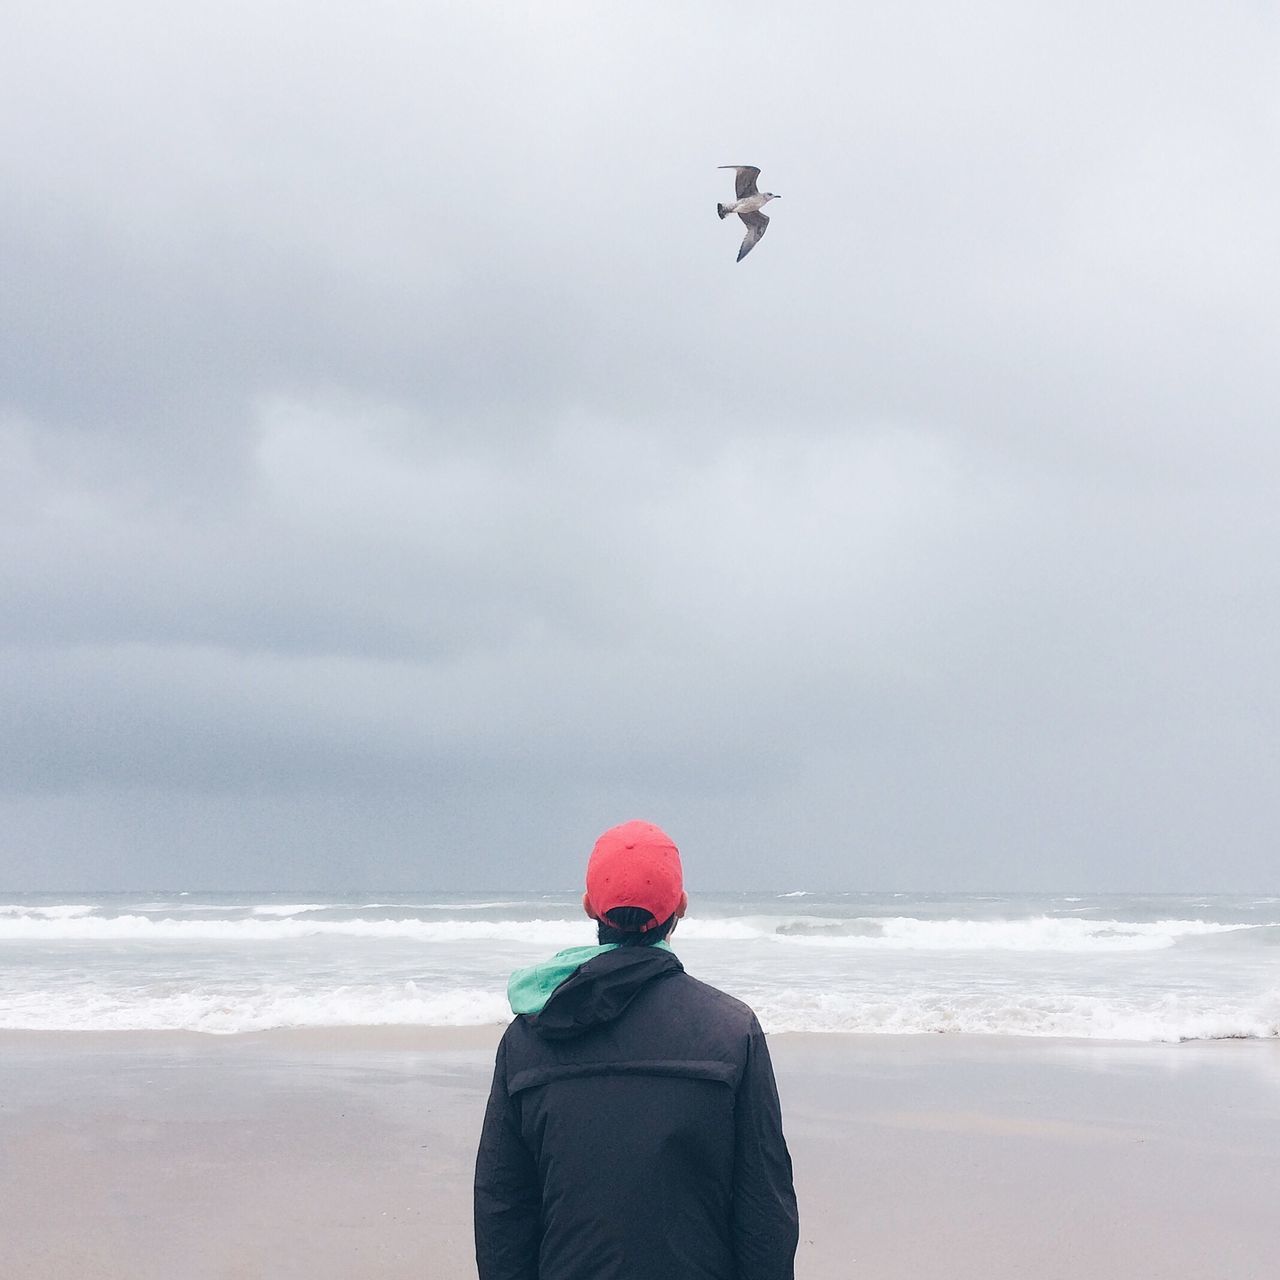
[585,820,684,932]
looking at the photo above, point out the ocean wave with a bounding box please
[356,901,538,911]
[1,981,1275,1041]
[745,913,1235,953]
[0,912,1263,951]
[249,904,333,917]
[746,988,1280,1041]
[0,983,510,1034]
[0,914,590,944]
[712,915,1255,952]
[0,904,96,919]
[1171,922,1280,951]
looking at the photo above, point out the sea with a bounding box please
[1,891,1277,1041]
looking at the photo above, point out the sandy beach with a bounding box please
[1,1029,1277,1279]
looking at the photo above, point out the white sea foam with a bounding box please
[763,915,1251,952]
[747,988,1280,1041]
[0,984,511,1033]
[357,901,535,911]
[249,904,332,917]
[0,915,588,944]
[0,981,1275,1040]
[3,894,1276,1042]
[0,904,96,919]
[0,912,1256,950]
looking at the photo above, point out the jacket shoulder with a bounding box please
[664,970,762,1033]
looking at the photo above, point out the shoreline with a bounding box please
[2,1023,1277,1052]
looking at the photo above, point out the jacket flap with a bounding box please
[508,1058,739,1095]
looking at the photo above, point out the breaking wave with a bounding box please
[746,988,1280,1041]
[0,984,511,1034]
[0,904,96,919]
[3,895,1276,1041]
[0,911,1257,952]
[0,915,591,944]
[0,982,1275,1041]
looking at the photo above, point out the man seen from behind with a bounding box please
[474,820,799,1280]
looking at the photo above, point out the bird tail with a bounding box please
[717,203,729,220]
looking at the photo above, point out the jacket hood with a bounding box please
[508,944,682,1041]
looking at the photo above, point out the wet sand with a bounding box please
[1,1029,1277,1278]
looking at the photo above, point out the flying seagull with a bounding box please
[717,165,781,262]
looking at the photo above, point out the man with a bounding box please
[474,820,798,1280]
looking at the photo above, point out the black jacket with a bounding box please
[474,946,798,1280]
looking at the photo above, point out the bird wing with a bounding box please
[719,165,761,199]
[735,209,769,261]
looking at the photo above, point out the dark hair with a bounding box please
[596,906,677,946]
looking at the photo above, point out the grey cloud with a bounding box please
[2,2,1277,889]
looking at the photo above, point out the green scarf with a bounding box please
[507,941,673,1015]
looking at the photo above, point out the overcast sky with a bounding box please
[2,2,1277,891]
